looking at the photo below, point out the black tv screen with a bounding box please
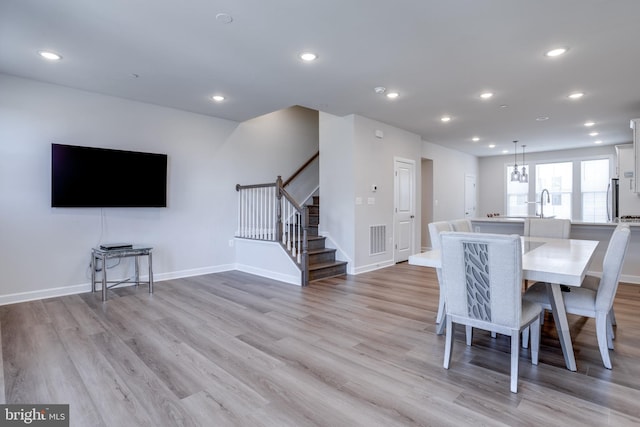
[51,143,168,207]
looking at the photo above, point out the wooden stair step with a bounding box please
[308,260,347,282]
[308,248,337,264]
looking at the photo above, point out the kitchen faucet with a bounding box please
[540,189,550,218]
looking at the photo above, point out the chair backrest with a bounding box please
[595,224,631,312]
[450,219,473,232]
[440,232,523,329]
[428,221,453,250]
[524,218,571,239]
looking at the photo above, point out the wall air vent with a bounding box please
[370,225,386,255]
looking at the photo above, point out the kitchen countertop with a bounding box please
[471,217,640,227]
[460,217,640,284]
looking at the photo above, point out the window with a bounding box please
[504,156,611,222]
[582,159,609,222]
[536,162,572,219]
[506,165,529,216]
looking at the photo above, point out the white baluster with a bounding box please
[296,212,301,263]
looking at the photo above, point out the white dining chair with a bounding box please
[578,225,630,329]
[524,218,571,239]
[440,232,542,393]
[428,221,453,335]
[523,218,572,293]
[449,218,473,232]
[449,218,491,340]
[523,224,630,369]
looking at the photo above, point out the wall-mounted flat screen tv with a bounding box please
[51,143,168,208]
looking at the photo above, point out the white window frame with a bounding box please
[504,154,614,222]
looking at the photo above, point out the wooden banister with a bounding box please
[282,151,319,188]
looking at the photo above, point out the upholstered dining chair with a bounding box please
[523,224,630,369]
[450,218,473,232]
[524,218,571,239]
[578,225,630,329]
[440,232,542,393]
[428,221,453,335]
[523,218,572,292]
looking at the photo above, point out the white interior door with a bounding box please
[464,174,476,218]
[394,158,416,262]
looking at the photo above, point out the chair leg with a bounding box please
[510,331,519,393]
[522,326,529,349]
[530,317,540,366]
[465,325,473,346]
[436,289,446,335]
[443,317,454,369]
[436,315,446,335]
[609,309,616,341]
[596,312,612,369]
[606,314,614,350]
[610,307,617,327]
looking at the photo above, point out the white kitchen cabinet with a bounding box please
[617,142,640,216]
[617,144,635,192]
[633,119,640,192]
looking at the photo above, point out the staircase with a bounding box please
[235,152,347,285]
[305,196,348,282]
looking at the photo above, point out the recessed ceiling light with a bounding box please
[480,92,493,99]
[584,121,595,127]
[502,149,509,154]
[472,137,480,142]
[594,140,603,144]
[589,132,599,137]
[299,52,317,61]
[545,47,568,57]
[374,86,386,95]
[38,50,62,61]
[499,104,508,108]
[536,116,549,121]
[215,13,233,24]
[386,92,399,99]
[440,116,451,122]
[568,92,584,99]
[211,95,225,102]
[488,144,496,148]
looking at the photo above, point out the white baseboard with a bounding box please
[234,263,301,286]
[5,264,634,307]
[620,274,640,285]
[586,270,640,285]
[0,264,237,306]
[352,259,395,275]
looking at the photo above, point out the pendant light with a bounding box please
[510,140,521,182]
[519,144,529,183]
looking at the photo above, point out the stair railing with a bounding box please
[236,176,309,285]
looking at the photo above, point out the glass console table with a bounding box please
[91,245,153,301]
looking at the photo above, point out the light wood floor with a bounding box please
[2,263,640,426]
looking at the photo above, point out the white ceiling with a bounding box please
[2,0,640,157]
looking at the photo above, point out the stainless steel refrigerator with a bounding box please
[608,178,619,221]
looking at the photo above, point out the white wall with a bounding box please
[421,159,434,250]
[318,113,355,267]
[353,116,422,271]
[422,140,479,222]
[319,113,422,274]
[478,145,617,217]
[0,74,318,303]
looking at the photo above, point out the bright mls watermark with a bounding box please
[0,405,68,426]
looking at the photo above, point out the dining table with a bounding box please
[409,235,599,372]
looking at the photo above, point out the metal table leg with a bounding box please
[148,251,153,294]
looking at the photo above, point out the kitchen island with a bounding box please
[470,217,640,284]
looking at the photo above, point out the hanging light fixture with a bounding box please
[519,144,529,183]
[510,140,521,182]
